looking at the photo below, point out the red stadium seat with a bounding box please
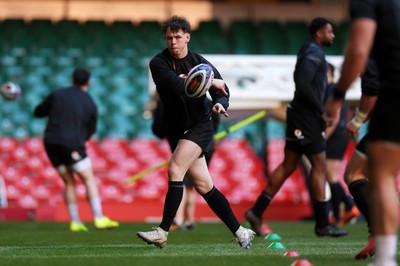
[6,184,22,201]
[0,137,19,152]
[11,147,29,162]
[23,138,44,154]
[25,156,44,171]
[32,185,51,201]
[18,195,38,209]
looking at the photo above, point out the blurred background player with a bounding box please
[343,57,379,260]
[137,15,255,249]
[325,1,400,265]
[324,62,359,226]
[33,68,119,232]
[245,17,348,238]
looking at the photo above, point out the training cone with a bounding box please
[290,259,313,266]
[284,251,300,257]
[264,233,282,240]
[267,242,286,249]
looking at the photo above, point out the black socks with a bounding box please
[203,186,240,234]
[159,181,184,232]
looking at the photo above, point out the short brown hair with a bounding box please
[162,15,191,33]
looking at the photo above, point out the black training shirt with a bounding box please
[33,86,97,150]
[149,49,229,136]
[291,40,327,114]
[350,0,400,91]
[361,56,380,96]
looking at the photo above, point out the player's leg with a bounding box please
[74,157,119,230]
[345,136,371,228]
[367,141,400,266]
[245,147,301,236]
[58,165,88,232]
[306,151,348,237]
[344,138,376,259]
[327,157,359,225]
[184,185,196,229]
[326,158,345,223]
[170,182,188,231]
[44,143,87,232]
[187,157,255,249]
[137,139,200,248]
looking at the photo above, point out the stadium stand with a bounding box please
[0,18,351,221]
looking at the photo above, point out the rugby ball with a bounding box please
[1,82,21,100]
[184,64,214,98]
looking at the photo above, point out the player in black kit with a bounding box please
[324,63,359,227]
[343,57,379,260]
[325,1,400,265]
[136,15,255,249]
[245,17,348,237]
[34,68,119,232]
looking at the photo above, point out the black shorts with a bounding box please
[326,132,348,159]
[368,90,400,143]
[167,117,214,156]
[285,106,326,155]
[44,143,87,167]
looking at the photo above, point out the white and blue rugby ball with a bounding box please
[1,82,21,100]
[184,64,214,98]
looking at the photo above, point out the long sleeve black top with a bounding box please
[149,49,229,137]
[33,86,97,150]
[291,40,328,114]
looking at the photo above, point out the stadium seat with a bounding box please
[23,138,44,154]
[258,20,286,55]
[0,137,19,152]
[195,20,229,54]
[230,20,258,54]
[18,195,38,209]
[284,21,309,54]
[6,185,22,201]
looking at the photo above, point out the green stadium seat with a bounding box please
[258,20,286,55]
[29,119,46,136]
[334,21,350,54]
[82,20,108,32]
[195,20,229,54]
[284,21,309,54]
[0,118,15,136]
[27,19,55,35]
[54,19,81,33]
[230,20,258,54]
[1,19,27,34]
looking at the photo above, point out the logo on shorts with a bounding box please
[71,151,81,161]
[294,129,304,140]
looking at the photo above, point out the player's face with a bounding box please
[165,28,190,59]
[320,24,335,47]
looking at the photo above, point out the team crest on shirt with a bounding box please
[71,151,81,161]
[294,129,304,140]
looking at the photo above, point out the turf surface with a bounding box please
[0,221,395,265]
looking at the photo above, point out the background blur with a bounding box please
[0,0,357,222]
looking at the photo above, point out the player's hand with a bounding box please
[212,79,228,96]
[213,103,229,117]
[345,119,361,138]
[345,108,367,138]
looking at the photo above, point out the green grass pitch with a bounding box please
[0,221,396,266]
